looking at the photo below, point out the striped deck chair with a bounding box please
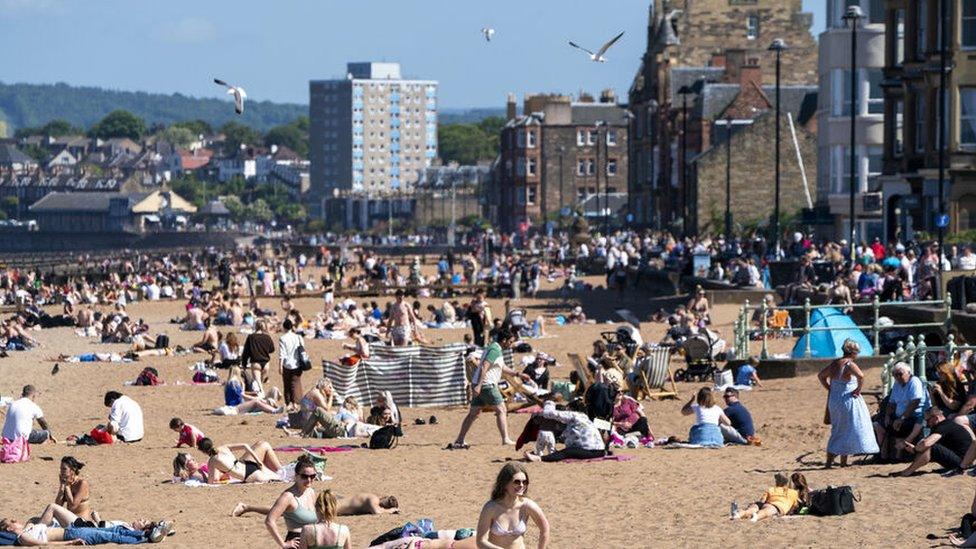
[568,353,593,390]
[635,346,678,400]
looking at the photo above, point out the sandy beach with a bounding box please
[0,274,960,548]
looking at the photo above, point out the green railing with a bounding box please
[731,296,952,360]
[880,334,976,397]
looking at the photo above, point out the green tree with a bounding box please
[438,123,494,165]
[220,121,260,155]
[90,110,146,140]
[246,199,274,223]
[221,195,245,221]
[276,202,307,225]
[292,116,309,132]
[174,119,213,136]
[1,196,19,219]
[264,124,307,157]
[23,144,49,163]
[157,126,195,148]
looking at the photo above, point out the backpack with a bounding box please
[809,485,858,516]
[294,344,312,371]
[369,425,399,450]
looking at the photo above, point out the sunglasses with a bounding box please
[298,473,317,480]
[511,479,528,486]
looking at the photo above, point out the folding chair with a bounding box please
[568,353,593,390]
[635,346,679,400]
[769,309,792,337]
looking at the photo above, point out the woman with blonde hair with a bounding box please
[817,339,878,468]
[298,490,351,549]
[476,463,549,549]
[931,361,967,414]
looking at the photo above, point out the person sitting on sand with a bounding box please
[611,391,651,442]
[524,401,606,463]
[892,407,976,476]
[196,437,283,484]
[731,473,799,522]
[101,391,144,443]
[721,388,758,445]
[476,463,549,549]
[681,387,730,447]
[169,418,204,448]
[294,379,345,439]
[218,365,284,415]
[874,362,926,460]
[54,456,96,523]
[299,490,351,549]
[340,327,370,365]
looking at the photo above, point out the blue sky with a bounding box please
[0,0,826,110]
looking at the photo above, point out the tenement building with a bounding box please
[488,91,629,232]
[628,0,818,229]
[879,0,976,240]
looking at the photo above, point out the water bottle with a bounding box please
[730,501,739,519]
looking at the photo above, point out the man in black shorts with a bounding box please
[893,407,976,476]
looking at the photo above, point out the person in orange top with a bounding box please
[732,473,799,522]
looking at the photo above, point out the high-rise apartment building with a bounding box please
[815,0,887,242]
[309,62,438,220]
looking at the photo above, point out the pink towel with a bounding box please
[560,454,634,464]
[0,435,30,463]
[275,446,356,453]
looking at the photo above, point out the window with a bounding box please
[516,132,525,148]
[527,131,536,148]
[577,188,587,202]
[917,0,927,59]
[577,130,585,146]
[516,188,526,205]
[894,99,904,155]
[833,146,856,194]
[961,88,976,147]
[746,15,759,39]
[607,159,618,176]
[527,158,537,176]
[965,1,976,48]
[516,160,526,177]
[577,159,586,175]
[915,92,927,153]
[867,146,883,189]
[587,159,596,175]
[587,131,596,146]
[895,9,906,65]
[868,70,884,114]
[606,130,617,146]
[527,186,537,205]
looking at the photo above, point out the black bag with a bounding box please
[294,344,312,371]
[368,526,404,547]
[809,485,858,516]
[155,334,170,349]
[369,425,399,449]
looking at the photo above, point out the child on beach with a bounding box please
[731,473,799,522]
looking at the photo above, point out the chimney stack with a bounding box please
[599,89,617,104]
[506,93,517,121]
[738,58,763,89]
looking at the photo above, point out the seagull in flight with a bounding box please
[213,78,247,115]
[569,31,625,62]
[482,27,495,42]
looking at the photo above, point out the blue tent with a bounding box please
[791,307,874,358]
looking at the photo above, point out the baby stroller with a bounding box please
[503,308,536,339]
[674,333,717,382]
[601,325,643,359]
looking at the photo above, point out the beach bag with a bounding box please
[154,334,169,349]
[88,427,115,445]
[368,425,399,449]
[368,526,404,547]
[809,485,858,516]
[294,344,312,371]
[134,367,161,386]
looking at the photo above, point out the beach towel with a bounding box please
[661,442,725,449]
[561,455,635,463]
[0,435,30,463]
[275,446,357,453]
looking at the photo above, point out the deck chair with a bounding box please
[568,353,593,390]
[769,309,792,337]
[499,371,547,412]
[633,345,678,400]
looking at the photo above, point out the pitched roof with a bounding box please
[29,191,147,213]
[0,144,34,165]
[570,103,631,126]
[669,67,725,102]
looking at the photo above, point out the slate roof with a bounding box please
[0,144,33,165]
[29,191,149,213]
[570,103,631,126]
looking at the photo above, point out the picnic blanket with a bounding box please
[323,343,468,408]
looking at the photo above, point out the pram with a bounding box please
[674,332,717,382]
[600,325,644,359]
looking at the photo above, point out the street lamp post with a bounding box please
[842,6,862,266]
[725,116,734,240]
[768,38,787,258]
[558,145,565,216]
[938,0,949,274]
[646,99,659,228]
[677,86,693,236]
[595,120,608,234]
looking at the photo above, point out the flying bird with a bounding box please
[482,27,495,42]
[569,31,625,62]
[214,78,247,115]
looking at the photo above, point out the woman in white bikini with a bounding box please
[475,463,549,549]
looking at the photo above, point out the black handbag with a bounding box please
[810,485,859,516]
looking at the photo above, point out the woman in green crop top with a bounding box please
[298,490,351,549]
[257,455,319,548]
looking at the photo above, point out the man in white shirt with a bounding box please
[278,318,305,409]
[2,385,54,444]
[104,391,144,443]
[957,246,976,271]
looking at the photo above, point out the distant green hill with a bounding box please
[0,81,307,135]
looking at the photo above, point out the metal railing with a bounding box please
[732,296,952,360]
[880,334,976,397]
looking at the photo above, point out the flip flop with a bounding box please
[444,442,470,450]
[414,418,427,425]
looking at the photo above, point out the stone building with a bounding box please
[489,92,629,232]
[879,0,976,240]
[628,0,818,229]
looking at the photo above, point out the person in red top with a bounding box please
[611,392,652,440]
[169,418,204,448]
[871,237,886,261]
